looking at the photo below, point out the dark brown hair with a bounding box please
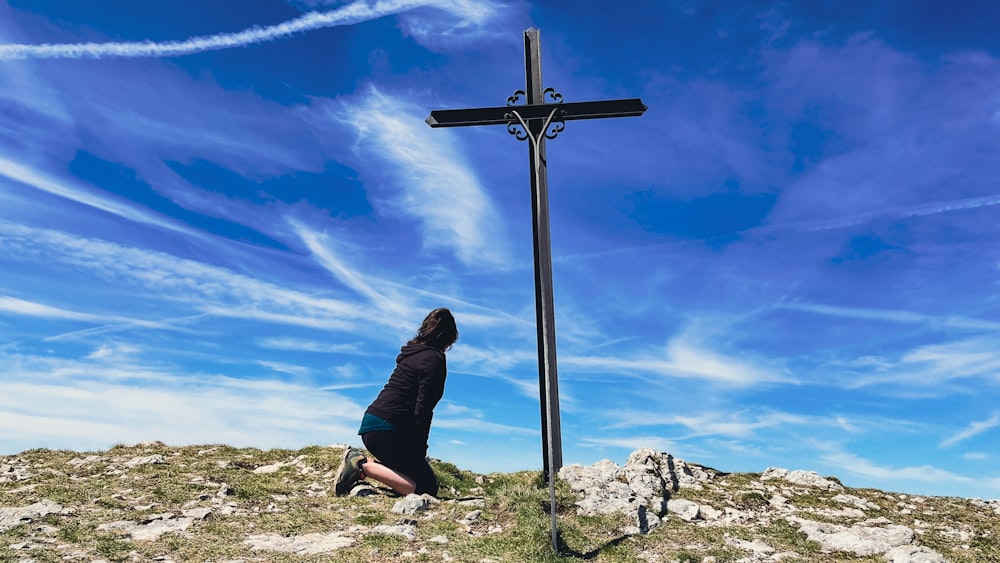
[412,307,459,352]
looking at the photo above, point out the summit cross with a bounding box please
[425,27,646,550]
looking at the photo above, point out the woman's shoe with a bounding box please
[335,447,367,496]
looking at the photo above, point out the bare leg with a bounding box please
[361,459,416,495]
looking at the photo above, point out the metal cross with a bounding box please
[425,27,646,550]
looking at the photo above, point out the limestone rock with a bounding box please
[0,500,65,532]
[833,493,881,511]
[0,462,33,483]
[787,516,915,556]
[244,531,354,554]
[560,449,724,535]
[726,537,775,554]
[392,494,432,515]
[666,498,701,522]
[124,455,166,469]
[884,545,948,563]
[761,468,844,491]
[559,459,636,516]
[371,523,417,540]
[625,448,718,496]
[129,516,195,541]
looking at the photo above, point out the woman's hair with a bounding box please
[412,307,459,352]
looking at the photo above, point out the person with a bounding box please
[335,307,459,497]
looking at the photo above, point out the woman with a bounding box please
[335,307,459,497]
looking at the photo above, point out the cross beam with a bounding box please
[426,98,647,127]
[425,28,646,551]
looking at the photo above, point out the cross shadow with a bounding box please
[555,531,632,560]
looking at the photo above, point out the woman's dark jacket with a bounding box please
[364,342,446,447]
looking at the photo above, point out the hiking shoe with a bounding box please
[335,447,367,496]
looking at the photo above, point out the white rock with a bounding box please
[371,524,417,541]
[761,468,842,491]
[244,531,354,554]
[0,500,65,533]
[884,545,948,563]
[130,517,194,541]
[726,537,775,553]
[667,499,700,522]
[787,516,915,556]
[834,493,881,511]
[253,463,284,474]
[181,507,212,520]
[392,494,431,515]
[124,455,166,469]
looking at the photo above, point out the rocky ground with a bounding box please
[0,442,997,562]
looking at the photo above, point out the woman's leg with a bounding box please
[361,430,436,496]
[360,459,416,495]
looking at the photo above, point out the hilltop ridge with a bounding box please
[1,442,997,562]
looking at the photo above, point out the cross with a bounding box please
[425,28,646,550]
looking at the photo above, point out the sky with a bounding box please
[1,0,999,500]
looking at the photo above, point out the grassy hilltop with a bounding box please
[0,442,997,562]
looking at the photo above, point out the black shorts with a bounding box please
[361,430,438,497]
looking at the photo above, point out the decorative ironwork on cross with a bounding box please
[425,28,646,550]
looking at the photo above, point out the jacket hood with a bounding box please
[397,342,440,361]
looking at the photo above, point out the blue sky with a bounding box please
[1,0,999,500]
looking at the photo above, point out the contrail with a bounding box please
[0,0,462,60]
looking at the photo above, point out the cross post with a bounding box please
[426,28,646,551]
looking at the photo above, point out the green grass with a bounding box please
[1,442,997,562]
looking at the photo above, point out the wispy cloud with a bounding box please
[578,435,679,455]
[0,157,203,239]
[0,296,102,322]
[0,0,494,60]
[604,409,813,440]
[257,337,366,355]
[941,413,1000,448]
[434,417,537,435]
[564,338,788,386]
[0,222,372,334]
[776,301,1000,331]
[335,87,508,266]
[751,192,1000,236]
[821,449,972,485]
[0,350,365,454]
[292,221,409,319]
[0,296,190,336]
[847,336,1000,390]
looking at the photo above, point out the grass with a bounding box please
[1,442,997,562]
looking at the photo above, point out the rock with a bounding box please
[68,455,103,467]
[392,494,432,515]
[637,504,661,534]
[559,460,636,516]
[371,523,417,541]
[0,462,32,483]
[625,448,718,496]
[95,510,209,542]
[129,516,195,541]
[833,493,881,511]
[666,499,701,522]
[0,500,65,532]
[761,468,843,491]
[253,462,284,474]
[884,545,948,562]
[124,455,166,469]
[181,507,212,520]
[726,537,776,554]
[560,450,723,534]
[787,516,915,556]
[699,503,723,521]
[244,531,354,554]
